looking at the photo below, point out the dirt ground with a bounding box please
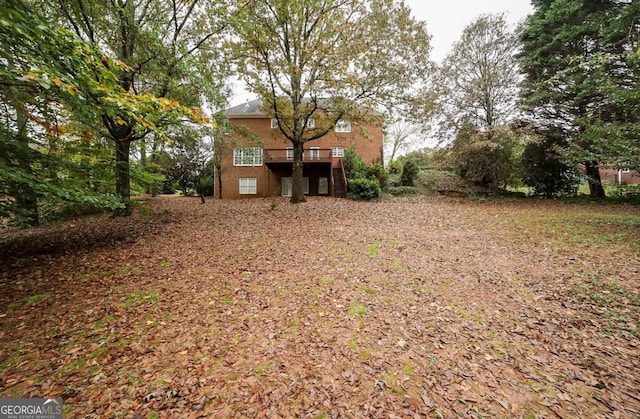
[1,196,639,418]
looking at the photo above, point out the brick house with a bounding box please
[219,99,383,199]
[598,168,640,185]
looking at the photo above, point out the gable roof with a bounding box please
[224,99,265,118]
[224,98,383,119]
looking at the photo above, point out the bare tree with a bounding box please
[435,13,521,142]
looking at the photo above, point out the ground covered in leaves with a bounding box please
[1,196,639,418]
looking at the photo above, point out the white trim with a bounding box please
[234,147,263,166]
[335,120,351,133]
[239,177,257,194]
[332,146,344,158]
[310,147,320,160]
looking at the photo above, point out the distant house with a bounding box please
[219,99,383,199]
[598,167,640,185]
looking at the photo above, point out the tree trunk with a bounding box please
[215,163,223,199]
[291,141,306,203]
[11,108,38,225]
[113,139,133,216]
[585,161,606,198]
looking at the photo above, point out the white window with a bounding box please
[335,120,351,133]
[310,147,320,160]
[332,147,344,158]
[622,168,630,174]
[286,147,294,160]
[319,177,328,194]
[233,147,263,166]
[239,178,257,194]
[307,118,315,129]
[281,177,309,196]
[271,118,278,129]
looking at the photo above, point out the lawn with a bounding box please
[1,196,639,418]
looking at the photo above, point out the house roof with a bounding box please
[224,99,265,118]
[224,98,383,119]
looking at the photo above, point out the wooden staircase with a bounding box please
[332,166,347,198]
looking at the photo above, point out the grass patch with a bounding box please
[122,291,160,307]
[8,294,48,309]
[348,302,367,317]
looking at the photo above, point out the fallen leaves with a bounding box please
[0,196,639,417]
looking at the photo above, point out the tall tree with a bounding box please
[1,0,131,224]
[436,13,522,141]
[519,0,640,198]
[384,118,421,164]
[51,0,231,214]
[232,0,433,203]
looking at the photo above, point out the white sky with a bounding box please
[405,0,533,61]
[229,0,534,104]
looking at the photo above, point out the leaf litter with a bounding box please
[0,196,639,417]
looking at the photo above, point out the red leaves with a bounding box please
[1,197,639,417]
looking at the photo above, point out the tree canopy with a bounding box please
[231,0,433,202]
[436,13,522,141]
[519,0,640,197]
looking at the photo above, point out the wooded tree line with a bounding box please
[399,0,639,198]
[1,0,639,225]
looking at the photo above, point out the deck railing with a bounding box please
[264,148,333,163]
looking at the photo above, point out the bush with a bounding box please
[521,139,579,197]
[400,160,419,186]
[348,178,381,201]
[386,185,420,196]
[387,160,403,174]
[366,163,389,190]
[197,175,215,197]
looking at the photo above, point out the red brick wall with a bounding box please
[220,117,383,199]
[599,169,640,185]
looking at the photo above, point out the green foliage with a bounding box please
[348,178,381,201]
[521,131,579,197]
[386,185,420,196]
[449,125,523,192]
[344,146,387,201]
[387,160,403,174]
[519,0,640,197]
[400,160,419,186]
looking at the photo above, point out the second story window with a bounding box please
[234,147,263,166]
[307,118,315,129]
[271,118,278,129]
[332,147,344,158]
[335,120,351,133]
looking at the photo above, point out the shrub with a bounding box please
[348,178,381,201]
[386,185,420,196]
[366,163,389,189]
[400,160,419,186]
[387,160,403,174]
[521,139,579,197]
[197,175,215,197]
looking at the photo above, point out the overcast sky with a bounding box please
[230,0,534,104]
[405,0,533,61]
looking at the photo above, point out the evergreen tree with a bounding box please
[519,0,640,197]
